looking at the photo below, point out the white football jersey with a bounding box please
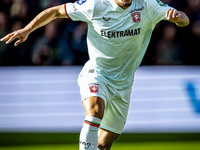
[65,0,173,88]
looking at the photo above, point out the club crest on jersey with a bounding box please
[89,85,99,93]
[131,12,141,23]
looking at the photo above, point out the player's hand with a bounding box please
[166,9,181,24]
[0,28,30,46]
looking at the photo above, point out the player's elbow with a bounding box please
[42,6,62,19]
[54,5,68,18]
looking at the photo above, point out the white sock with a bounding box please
[79,116,102,150]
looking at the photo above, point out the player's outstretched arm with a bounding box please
[166,9,189,27]
[0,4,67,46]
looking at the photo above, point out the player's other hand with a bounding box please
[0,28,30,46]
[166,9,180,23]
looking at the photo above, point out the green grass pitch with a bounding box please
[1,141,200,150]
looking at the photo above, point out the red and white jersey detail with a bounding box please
[89,85,99,93]
[131,12,141,23]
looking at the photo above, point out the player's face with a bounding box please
[114,0,132,9]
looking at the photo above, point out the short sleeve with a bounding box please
[146,0,174,25]
[65,0,94,22]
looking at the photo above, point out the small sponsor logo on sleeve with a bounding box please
[77,0,87,5]
[72,4,77,11]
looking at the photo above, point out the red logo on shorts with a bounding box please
[131,12,141,23]
[89,85,99,93]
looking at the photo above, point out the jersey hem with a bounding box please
[81,93,107,103]
[64,4,72,21]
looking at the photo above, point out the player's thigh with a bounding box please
[98,128,120,150]
[82,96,105,119]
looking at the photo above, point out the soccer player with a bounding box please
[1,0,189,149]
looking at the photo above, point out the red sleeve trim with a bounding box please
[64,4,72,21]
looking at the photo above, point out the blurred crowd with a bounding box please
[143,0,200,65]
[0,0,199,66]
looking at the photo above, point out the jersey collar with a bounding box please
[110,0,133,12]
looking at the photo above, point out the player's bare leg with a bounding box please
[83,97,105,119]
[81,96,120,150]
[80,97,105,150]
[98,128,120,150]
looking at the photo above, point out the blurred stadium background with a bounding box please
[0,0,200,149]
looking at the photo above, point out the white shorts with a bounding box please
[78,63,132,134]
